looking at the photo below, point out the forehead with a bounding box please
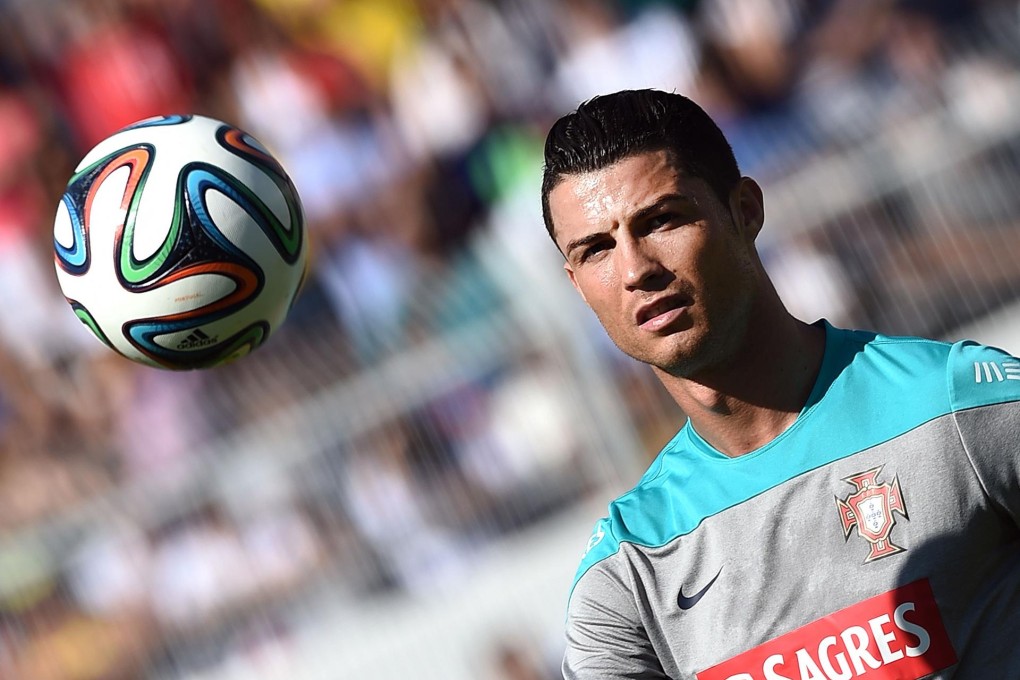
[548,150,705,240]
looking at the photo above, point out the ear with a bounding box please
[564,261,589,305]
[728,177,765,242]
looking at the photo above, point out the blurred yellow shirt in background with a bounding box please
[254,0,422,87]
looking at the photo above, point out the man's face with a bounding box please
[548,150,762,377]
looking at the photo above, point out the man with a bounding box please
[541,89,1020,679]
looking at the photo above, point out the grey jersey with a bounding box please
[564,324,1020,679]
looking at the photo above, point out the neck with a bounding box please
[655,308,827,458]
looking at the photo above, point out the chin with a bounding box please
[651,352,704,378]
[624,333,705,375]
[661,330,739,378]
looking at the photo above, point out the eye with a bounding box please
[648,212,678,229]
[580,240,611,263]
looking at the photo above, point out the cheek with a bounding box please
[593,260,617,289]
[573,256,619,295]
[656,234,704,282]
[700,244,756,307]
[575,268,623,319]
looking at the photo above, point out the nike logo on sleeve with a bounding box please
[678,568,722,610]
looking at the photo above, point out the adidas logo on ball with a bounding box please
[177,329,219,350]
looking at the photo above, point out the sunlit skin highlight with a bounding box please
[548,150,826,457]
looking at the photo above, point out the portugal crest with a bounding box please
[835,465,909,563]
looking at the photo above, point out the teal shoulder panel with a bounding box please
[949,340,1020,411]
[570,429,680,584]
[570,324,958,593]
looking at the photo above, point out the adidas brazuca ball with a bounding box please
[53,115,308,370]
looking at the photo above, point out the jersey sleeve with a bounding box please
[563,560,668,679]
[948,341,1020,525]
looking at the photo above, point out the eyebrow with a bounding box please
[564,232,608,259]
[563,193,697,259]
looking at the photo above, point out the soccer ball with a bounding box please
[53,114,308,370]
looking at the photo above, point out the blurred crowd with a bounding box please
[1,0,1020,678]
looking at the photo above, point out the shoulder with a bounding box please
[568,427,696,598]
[837,325,1020,409]
[947,339,1020,410]
[820,323,957,399]
[819,322,1020,431]
[833,324,953,367]
[812,324,953,418]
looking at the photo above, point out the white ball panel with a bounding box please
[230,159,295,233]
[204,189,292,271]
[121,274,239,320]
[128,149,186,261]
[206,187,305,316]
[54,198,74,249]
[87,165,130,252]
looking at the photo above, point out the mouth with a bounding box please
[635,294,691,332]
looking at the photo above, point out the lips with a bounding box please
[635,294,691,329]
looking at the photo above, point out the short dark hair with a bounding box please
[541,89,741,242]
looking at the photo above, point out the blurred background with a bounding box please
[2,0,1020,677]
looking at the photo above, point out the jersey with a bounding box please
[564,322,1020,680]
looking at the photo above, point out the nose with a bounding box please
[618,235,666,290]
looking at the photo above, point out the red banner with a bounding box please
[697,579,956,680]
